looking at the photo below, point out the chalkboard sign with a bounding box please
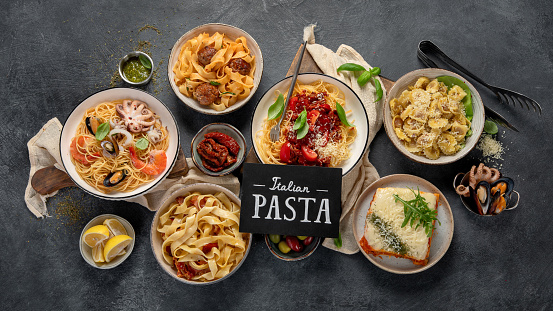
[240,163,341,238]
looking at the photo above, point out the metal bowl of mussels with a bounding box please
[59,88,180,200]
[453,163,519,216]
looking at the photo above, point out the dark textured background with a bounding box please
[2,0,552,310]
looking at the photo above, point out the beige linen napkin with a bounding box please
[25,118,239,218]
[303,25,386,254]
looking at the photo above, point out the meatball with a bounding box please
[228,58,251,75]
[194,83,219,106]
[197,45,217,66]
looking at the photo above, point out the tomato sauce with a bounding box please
[281,91,342,166]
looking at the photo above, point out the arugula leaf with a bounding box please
[139,54,152,69]
[337,63,366,72]
[293,109,307,130]
[357,70,372,86]
[268,94,285,120]
[135,137,149,150]
[393,188,440,237]
[210,81,221,86]
[335,102,354,127]
[484,120,498,135]
[95,123,110,141]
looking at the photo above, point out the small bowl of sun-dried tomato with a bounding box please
[191,123,246,176]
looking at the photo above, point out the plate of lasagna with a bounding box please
[352,174,454,274]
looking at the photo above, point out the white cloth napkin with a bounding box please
[303,24,386,254]
[25,118,240,218]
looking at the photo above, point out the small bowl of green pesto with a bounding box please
[119,51,154,86]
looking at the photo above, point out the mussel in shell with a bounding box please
[103,170,127,187]
[101,139,119,157]
[86,116,102,135]
[467,177,514,215]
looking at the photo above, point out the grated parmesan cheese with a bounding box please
[477,134,504,161]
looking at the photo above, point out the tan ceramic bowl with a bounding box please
[383,68,485,165]
[168,23,263,115]
[150,183,252,285]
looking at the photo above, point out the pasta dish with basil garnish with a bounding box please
[256,80,357,167]
[70,99,169,193]
[157,192,249,282]
[173,32,256,111]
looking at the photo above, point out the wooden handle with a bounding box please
[31,148,189,195]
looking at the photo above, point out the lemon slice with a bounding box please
[104,235,133,263]
[92,242,105,263]
[82,225,110,247]
[103,218,128,237]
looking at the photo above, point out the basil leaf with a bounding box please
[268,94,284,120]
[296,123,308,139]
[135,137,149,150]
[370,67,381,76]
[220,91,236,95]
[374,78,383,102]
[95,123,110,141]
[210,81,221,86]
[357,70,372,86]
[436,76,473,117]
[484,120,498,135]
[336,102,355,127]
[334,233,342,248]
[337,63,366,73]
[139,54,152,69]
[293,109,307,130]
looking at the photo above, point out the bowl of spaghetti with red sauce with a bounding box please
[251,73,369,176]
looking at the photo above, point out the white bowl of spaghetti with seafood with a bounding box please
[60,88,180,200]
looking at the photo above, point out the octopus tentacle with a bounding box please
[115,100,156,132]
[456,184,470,197]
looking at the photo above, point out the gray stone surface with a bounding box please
[1,0,552,310]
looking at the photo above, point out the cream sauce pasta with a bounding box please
[390,77,471,159]
[157,191,248,282]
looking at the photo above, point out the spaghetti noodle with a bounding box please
[70,100,169,193]
[256,80,357,167]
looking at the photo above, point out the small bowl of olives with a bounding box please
[264,234,321,261]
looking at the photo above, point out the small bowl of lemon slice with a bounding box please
[80,214,135,269]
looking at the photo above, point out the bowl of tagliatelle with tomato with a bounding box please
[60,88,180,200]
[251,73,369,176]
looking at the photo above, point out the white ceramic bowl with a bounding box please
[383,68,485,165]
[191,123,246,177]
[251,73,369,176]
[150,183,252,285]
[80,214,135,269]
[60,88,180,200]
[352,174,454,274]
[168,23,263,115]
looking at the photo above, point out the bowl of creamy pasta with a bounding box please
[251,73,369,176]
[60,88,180,200]
[150,183,252,285]
[168,23,263,115]
[383,68,485,165]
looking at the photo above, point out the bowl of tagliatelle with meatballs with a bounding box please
[168,23,264,115]
[60,88,180,200]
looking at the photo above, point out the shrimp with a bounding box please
[128,146,167,176]
[70,136,100,165]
